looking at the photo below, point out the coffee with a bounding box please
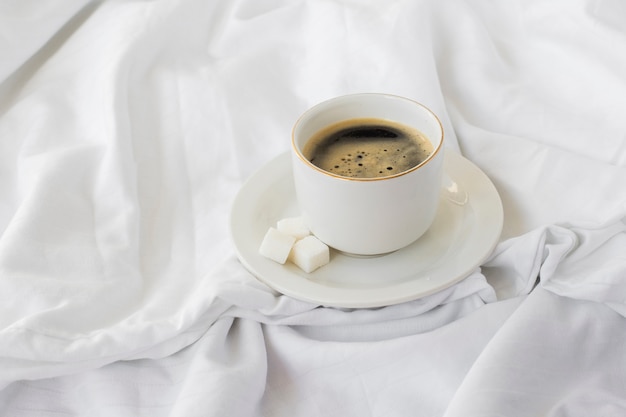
[303,117,434,179]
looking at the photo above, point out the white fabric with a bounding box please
[1,0,625,415]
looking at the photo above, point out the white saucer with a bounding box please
[230,150,503,308]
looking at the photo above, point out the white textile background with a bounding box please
[0,0,625,416]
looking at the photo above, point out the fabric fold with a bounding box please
[484,210,626,315]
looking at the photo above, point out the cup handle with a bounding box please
[442,173,468,205]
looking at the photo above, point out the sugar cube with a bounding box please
[290,235,330,273]
[259,227,296,264]
[276,216,310,240]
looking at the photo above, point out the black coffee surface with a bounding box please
[303,118,433,179]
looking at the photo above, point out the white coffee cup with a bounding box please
[291,93,445,256]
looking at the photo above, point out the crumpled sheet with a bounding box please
[1,0,625,415]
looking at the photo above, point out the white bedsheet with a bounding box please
[1,0,625,415]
